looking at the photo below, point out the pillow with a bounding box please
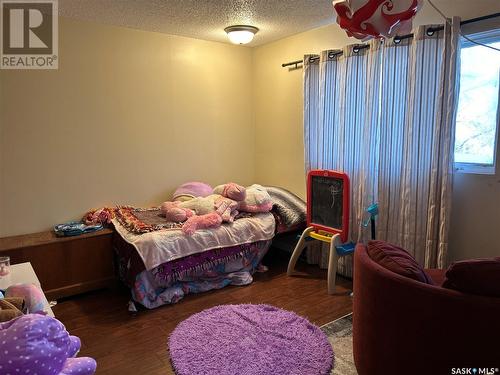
[367,240,434,284]
[442,257,500,297]
[264,186,306,226]
[173,182,213,201]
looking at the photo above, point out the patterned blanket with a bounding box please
[85,206,256,235]
[264,186,306,229]
[115,206,182,233]
[84,186,306,236]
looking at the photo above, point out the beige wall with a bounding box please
[252,0,500,262]
[2,2,500,263]
[252,25,351,199]
[0,18,254,236]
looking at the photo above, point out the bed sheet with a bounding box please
[112,212,275,271]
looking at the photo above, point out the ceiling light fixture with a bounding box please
[224,25,259,45]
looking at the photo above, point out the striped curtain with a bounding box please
[303,41,382,276]
[303,20,460,275]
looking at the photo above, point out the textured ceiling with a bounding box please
[59,0,336,47]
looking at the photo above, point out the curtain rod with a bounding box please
[281,11,500,68]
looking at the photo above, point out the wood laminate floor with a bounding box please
[53,250,353,374]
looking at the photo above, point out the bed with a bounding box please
[111,186,306,309]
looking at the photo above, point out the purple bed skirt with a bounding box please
[113,233,272,309]
[132,240,272,309]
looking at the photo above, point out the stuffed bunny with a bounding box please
[237,184,273,213]
[213,182,246,201]
[160,201,195,222]
[160,183,271,235]
[160,194,240,235]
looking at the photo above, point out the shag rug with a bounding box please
[168,304,334,375]
[321,313,357,375]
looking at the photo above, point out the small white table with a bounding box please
[0,262,55,317]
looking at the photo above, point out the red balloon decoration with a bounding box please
[333,0,422,40]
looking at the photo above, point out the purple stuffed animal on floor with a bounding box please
[0,314,96,375]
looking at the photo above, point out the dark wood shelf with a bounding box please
[0,229,115,300]
[0,228,114,251]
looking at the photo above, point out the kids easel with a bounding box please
[287,228,355,294]
[287,170,354,294]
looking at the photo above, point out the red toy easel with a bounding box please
[287,170,351,294]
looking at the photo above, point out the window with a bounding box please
[454,30,500,174]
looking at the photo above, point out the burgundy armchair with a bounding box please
[353,244,500,375]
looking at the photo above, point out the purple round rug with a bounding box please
[168,304,334,375]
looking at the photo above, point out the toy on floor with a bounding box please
[287,170,353,294]
[0,314,97,375]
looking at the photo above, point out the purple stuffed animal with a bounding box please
[0,314,96,375]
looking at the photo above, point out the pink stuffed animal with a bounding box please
[213,182,246,202]
[5,283,46,314]
[160,201,195,222]
[237,184,273,213]
[177,195,239,234]
[181,212,223,235]
[160,182,267,236]
[160,195,240,235]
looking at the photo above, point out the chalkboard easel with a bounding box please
[287,170,352,295]
[307,170,350,243]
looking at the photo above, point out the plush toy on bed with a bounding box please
[213,182,246,202]
[161,183,273,235]
[161,195,239,235]
[237,184,273,213]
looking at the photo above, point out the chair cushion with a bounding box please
[367,241,434,284]
[425,268,446,286]
[442,257,500,297]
